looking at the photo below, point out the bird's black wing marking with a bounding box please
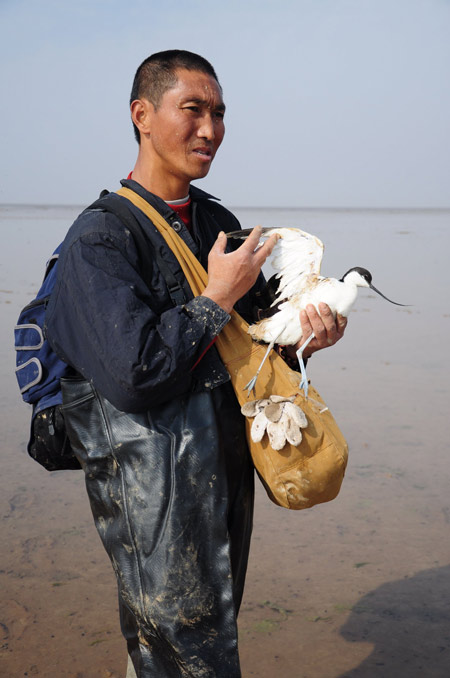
[252,274,282,319]
[226,231,282,315]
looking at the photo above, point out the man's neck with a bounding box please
[130,159,190,201]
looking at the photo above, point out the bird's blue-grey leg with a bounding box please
[296,333,315,399]
[244,339,277,396]
[244,328,287,396]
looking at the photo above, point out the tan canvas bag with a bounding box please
[118,187,348,510]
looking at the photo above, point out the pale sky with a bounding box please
[1,0,449,207]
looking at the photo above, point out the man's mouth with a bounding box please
[192,147,213,160]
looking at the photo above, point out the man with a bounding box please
[46,50,346,677]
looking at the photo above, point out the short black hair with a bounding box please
[130,50,221,143]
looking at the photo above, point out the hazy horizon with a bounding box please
[1,0,449,209]
[2,202,449,211]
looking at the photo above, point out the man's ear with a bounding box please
[130,98,154,136]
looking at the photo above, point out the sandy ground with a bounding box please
[1,206,449,677]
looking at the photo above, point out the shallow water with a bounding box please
[1,204,449,677]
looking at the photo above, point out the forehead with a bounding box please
[164,68,225,108]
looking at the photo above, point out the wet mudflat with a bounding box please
[1,205,449,677]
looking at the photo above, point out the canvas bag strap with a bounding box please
[116,188,349,512]
[117,187,210,296]
[116,186,293,405]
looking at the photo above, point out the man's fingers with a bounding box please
[253,232,279,265]
[298,305,347,356]
[264,232,280,255]
[241,226,278,255]
[242,225,263,250]
[308,305,327,344]
[300,308,313,338]
[317,303,335,327]
[336,313,348,334]
[211,230,227,254]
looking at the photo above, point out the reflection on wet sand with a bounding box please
[1,206,449,677]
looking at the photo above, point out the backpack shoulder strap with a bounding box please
[84,192,187,307]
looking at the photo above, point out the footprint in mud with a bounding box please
[0,599,35,648]
[253,600,293,634]
[7,489,38,515]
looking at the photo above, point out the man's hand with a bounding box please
[298,303,347,358]
[203,226,279,314]
[282,303,347,362]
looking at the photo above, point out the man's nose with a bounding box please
[197,113,215,140]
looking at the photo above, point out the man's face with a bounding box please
[143,68,225,196]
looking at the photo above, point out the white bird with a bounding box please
[227,227,407,397]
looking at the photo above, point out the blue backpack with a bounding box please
[14,192,187,471]
[14,243,80,470]
[14,245,63,411]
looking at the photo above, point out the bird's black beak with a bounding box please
[369,284,408,306]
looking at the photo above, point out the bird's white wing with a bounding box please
[263,227,324,304]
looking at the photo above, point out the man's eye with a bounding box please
[184,106,199,112]
[214,111,225,120]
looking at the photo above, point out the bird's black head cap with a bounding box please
[340,267,372,283]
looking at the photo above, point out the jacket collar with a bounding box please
[189,184,220,201]
[120,178,220,206]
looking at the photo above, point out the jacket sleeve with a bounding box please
[45,224,230,413]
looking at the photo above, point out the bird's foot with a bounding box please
[244,376,258,397]
[243,338,280,398]
[299,375,309,399]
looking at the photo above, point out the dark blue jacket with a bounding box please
[45,179,265,413]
